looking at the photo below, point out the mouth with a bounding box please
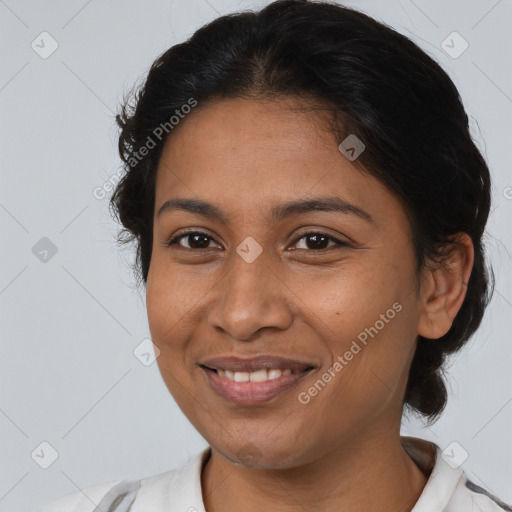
[199,355,316,406]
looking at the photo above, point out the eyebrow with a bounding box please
[157,195,375,224]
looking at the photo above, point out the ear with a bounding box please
[417,232,474,340]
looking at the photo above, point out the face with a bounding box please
[146,97,425,469]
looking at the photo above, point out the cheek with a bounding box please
[338,319,416,422]
[145,257,214,391]
[146,266,202,413]
[304,256,417,412]
[307,254,405,335]
[146,273,170,344]
[146,255,202,340]
[146,264,188,365]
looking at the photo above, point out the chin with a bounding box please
[211,436,311,470]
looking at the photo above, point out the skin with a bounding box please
[145,96,474,512]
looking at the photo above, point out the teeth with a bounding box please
[249,369,268,382]
[216,368,295,382]
[234,371,249,382]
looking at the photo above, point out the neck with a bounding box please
[201,429,429,512]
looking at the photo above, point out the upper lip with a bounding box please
[199,355,316,373]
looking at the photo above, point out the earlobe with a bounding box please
[417,233,474,340]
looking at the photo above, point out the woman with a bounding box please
[36,0,510,511]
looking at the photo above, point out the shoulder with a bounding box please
[34,448,210,512]
[401,436,511,512]
[34,469,180,512]
[35,479,125,512]
[446,474,512,512]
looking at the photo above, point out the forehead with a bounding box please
[153,97,399,225]
[169,95,334,142]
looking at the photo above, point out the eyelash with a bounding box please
[165,230,349,252]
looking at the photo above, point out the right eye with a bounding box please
[165,230,222,250]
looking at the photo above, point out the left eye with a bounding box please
[290,232,347,251]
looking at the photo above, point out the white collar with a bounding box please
[402,436,465,511]
[134,436,463,511]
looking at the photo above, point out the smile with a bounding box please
[201,366,313,405]
[217,368,293,381]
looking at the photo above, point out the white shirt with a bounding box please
[36,436,511,512]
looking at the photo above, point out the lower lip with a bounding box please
[201,367,312,406]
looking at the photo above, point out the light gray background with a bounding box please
[1,0,511,511]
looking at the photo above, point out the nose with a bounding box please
[207,252,293,341]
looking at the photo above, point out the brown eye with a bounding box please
[166,231,220,250]
[290,232,348,251]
